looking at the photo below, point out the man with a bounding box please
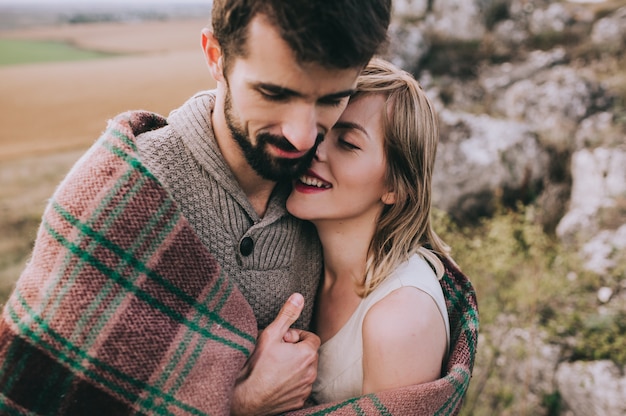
[137,0,392,413]
[0,0,391,414]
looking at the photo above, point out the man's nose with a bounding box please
[281,103,319,152]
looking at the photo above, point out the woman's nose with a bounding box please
[314,137,328,161]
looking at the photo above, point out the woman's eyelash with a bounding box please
[339,138,360,150]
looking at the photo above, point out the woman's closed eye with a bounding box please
[338,137,360,151]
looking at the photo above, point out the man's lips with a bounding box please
[268,144,309,159]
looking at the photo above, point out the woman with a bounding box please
[286,58,452,403]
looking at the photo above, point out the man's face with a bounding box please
[223,83,319,181]
[221,15,361,182]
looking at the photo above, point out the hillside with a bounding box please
[0,16,216,298]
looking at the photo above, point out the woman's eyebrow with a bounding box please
[321,89,356,101]
[333,121,370,140]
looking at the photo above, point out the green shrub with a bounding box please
[433,203,626,415]
[433,204,570,328]
[542,390,563,416]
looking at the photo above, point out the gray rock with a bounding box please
[556,360,626,416]
[428,0,486,41]
[490,18,530,55]
[392,0,430,19]
[480,48,567,93]
[591,6,626,52]
[497,65,598,148]
[433,109,549,219]
[581,224,626,274]
[509,0,552,20]
[528,2,573,34]
[575,112,624,150]
[479,323,562,414]
[557,147,626,243]
[384,21,430,74]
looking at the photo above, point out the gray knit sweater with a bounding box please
[135,90,322,329]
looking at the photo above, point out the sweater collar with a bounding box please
[169,90,291,224]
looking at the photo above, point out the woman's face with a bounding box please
[286,93,393,224]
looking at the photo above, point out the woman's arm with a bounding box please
[361,286,447,394]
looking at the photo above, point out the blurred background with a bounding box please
[1,0,625,415]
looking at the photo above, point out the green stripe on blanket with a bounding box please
[0,110,478,415]
[0,111,258,415]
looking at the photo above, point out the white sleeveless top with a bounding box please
[311,253,450,404]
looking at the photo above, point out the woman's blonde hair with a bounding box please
[356,58,450,297]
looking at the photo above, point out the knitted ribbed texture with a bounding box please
[135,91,322,329]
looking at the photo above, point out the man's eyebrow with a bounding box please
[254,83,299,97]
[253,82,355,101]
[333,121,370,139]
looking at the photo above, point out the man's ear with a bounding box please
[381,191,396,205]
[201,28,224,82]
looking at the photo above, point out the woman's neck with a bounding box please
[315,216,376,284]
[312,215,378,343]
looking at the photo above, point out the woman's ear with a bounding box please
[201,28,224,82]
[381,191,396,205]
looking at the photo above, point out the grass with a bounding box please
[0,149,85,303]
[0,38,116,66]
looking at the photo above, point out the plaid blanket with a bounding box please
[0,111,479,415]
[0,111,257,415]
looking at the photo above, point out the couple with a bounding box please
[0,0,477,414]
[233,56,453,410]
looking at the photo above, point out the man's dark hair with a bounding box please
[211,0,391,72]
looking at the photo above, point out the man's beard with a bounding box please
[223,87,322,182]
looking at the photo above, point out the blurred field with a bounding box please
[0,18,216,158]
[0,39,114,65]
[0,18,217,299]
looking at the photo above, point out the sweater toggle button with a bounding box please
[239,236,254,256]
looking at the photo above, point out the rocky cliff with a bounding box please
[385,1,626,414]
